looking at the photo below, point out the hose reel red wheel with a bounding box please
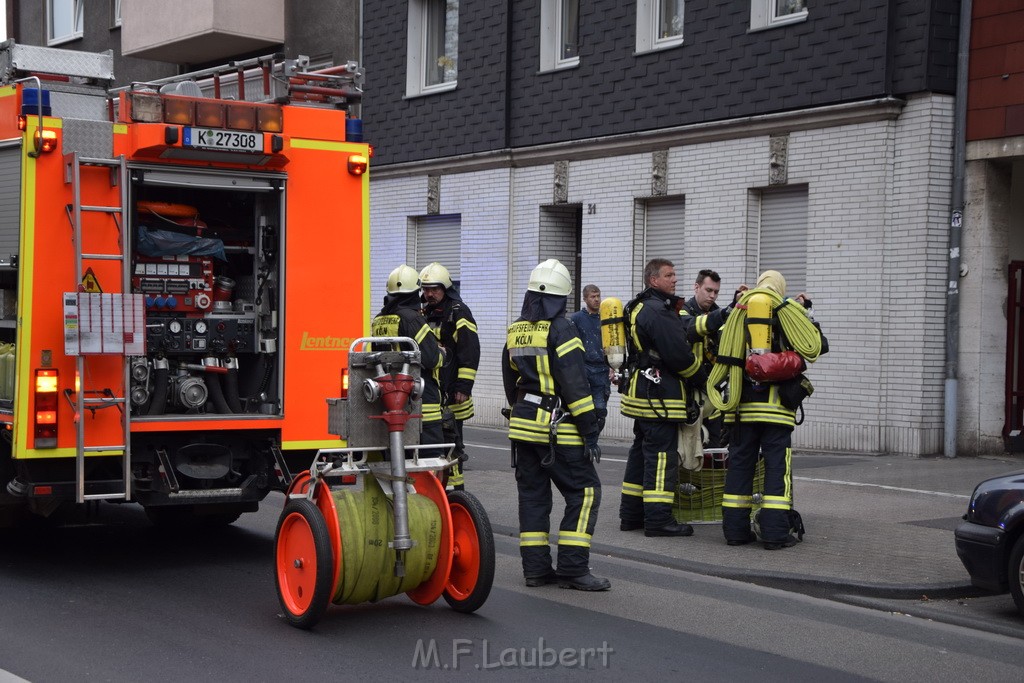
[275,498,333,629]
[405,471,454,605]
[442,490,495,613]
[285,470,312,497]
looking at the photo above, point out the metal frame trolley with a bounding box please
[273,337,495,628]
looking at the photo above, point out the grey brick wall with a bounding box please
[369,93,958,455]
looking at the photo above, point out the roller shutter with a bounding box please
[0,143,22,258]
[642,196,685,274]
[411,214,461,281]
[759,185,808,295]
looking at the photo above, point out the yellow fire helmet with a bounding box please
[419,262,452,289]
[386,264,421,294]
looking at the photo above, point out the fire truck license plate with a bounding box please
[183,128,264,153]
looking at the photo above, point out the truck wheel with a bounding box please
[442,490,494,614]
[275,498,332,629]
[1009,535,1024,617]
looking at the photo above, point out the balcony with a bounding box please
[121,0,284,65]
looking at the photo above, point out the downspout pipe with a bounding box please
[945,0,972,458]
[505,2,516,328]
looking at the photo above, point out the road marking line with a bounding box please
[793,477,969,499]
[464,442,511,451]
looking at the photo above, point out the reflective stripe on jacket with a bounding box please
[424,295,480,420]
[501,316,598,445]
[371,307,444,422]
[620,290,700,421]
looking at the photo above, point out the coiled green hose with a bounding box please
[708,288,822,412]
[331,474,442,605]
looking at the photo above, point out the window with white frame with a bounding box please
[540,0,580,72]
[750,0,807,32]
[636,0,684,54]
[48,0,84,45]
[112,0,122,28]
[406,0,459,98]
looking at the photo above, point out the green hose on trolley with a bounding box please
[331,474,443,605]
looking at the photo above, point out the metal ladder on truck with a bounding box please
[64,152,132,504]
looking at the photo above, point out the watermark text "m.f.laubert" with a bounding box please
[412,637,614,670]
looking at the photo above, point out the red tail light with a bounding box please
[340,368,349,399]
[34,368,58,448]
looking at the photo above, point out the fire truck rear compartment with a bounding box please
[128,171,283,418]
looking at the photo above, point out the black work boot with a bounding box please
[524,571,558,587]
[558,573,611,591]
[644,521,694,537]
[763,534,799,550]
[726,532,757,546]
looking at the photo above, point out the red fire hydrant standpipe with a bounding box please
[367,368,423,577]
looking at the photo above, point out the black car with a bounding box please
[954,469,1024,616]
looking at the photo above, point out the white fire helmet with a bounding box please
[419,262,452,289]
[527,259,572,297]
[386,264,420,294]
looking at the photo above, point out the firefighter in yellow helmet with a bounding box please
[420,262,480,491]
[372,265,446,451]
[715,269,828,550]
[501,259,610,591]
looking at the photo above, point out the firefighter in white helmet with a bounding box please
[372,265,446,449]
[420,262,479,491]
[501,259,610,591]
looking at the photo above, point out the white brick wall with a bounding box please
[368,94,957,455]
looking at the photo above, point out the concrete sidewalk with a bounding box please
[462,426,1024,599]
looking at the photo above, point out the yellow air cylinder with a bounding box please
[745,291,773,354]
[600,297,626,372]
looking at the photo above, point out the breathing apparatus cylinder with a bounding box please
[599,296,626,373]
[745,291,773,355]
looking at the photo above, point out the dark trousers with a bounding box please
[420,419,444,454]
[585,365,611,434]
[515,441,602,578]
[704,414,728,448]
[619,419,679,529]
[722,420,794,542]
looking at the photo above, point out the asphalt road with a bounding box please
[0,501,1021,682]
[0,426,1021,681]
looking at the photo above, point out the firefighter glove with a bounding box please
[584,432,601,463]
[686,324,702,344]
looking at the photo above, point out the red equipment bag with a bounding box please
[745,350,804,383]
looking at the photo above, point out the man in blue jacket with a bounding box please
[570,284,612,436]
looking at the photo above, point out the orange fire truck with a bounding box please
[0,41,369,527]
